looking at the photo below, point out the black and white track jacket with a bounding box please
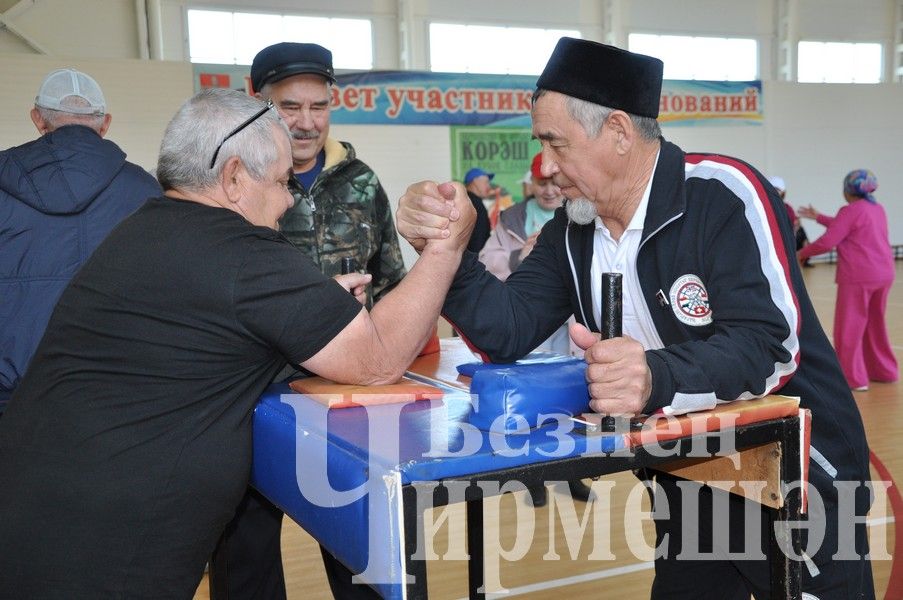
[443,139,870,507]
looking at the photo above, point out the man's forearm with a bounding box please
[366,243,463,381]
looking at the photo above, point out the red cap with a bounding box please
[530,152,544,179]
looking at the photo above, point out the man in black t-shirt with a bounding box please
[0,88,475,599]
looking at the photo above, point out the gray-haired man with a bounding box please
[0,88,474,598]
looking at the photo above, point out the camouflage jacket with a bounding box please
[280,138,406,302]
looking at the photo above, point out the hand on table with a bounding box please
[570,322,652,416]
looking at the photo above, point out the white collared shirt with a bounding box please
[590,152,664,351]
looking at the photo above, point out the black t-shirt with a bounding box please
[0,196,361,597]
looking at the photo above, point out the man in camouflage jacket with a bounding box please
[254,42,405,303]
[282,136,406,302]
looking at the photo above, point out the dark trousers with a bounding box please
[209,488,286,600]
[209,487,382,600]
[796,226,809,251]
[647,473,874,600]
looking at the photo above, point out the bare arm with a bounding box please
[797,204,819,220]
[301,182,476,384]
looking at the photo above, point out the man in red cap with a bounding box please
[480,153,565,283]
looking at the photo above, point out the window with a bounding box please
[797,41,882,83]
[628,33,758,81]
[429,23,580,75]
[187,9,373,69]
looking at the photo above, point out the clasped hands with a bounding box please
[396,181,651,417]
[396,181,475,254]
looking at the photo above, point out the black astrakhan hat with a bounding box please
[536,37,664,118]
[251,42,336,92]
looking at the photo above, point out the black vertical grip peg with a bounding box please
[599,273,623,432]
[601,272,622,339]
[341,257,357,275]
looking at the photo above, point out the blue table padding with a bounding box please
[468,359,591,434]
[250,382,621,599]
[455,352,582,377]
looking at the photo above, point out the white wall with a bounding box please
[0,54,193,170]
[331,79,903,262]
[797,0,892,40]
[2,0,144,58]
[2,0,902,255]
[761,82,903,242]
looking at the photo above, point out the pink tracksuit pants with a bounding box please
[834,281,899,389]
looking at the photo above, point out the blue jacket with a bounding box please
[0,125,161,410]
[443,139,870,564]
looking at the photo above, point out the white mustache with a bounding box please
[291,131,318,140]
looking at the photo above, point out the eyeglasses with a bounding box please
[209,99,275,169]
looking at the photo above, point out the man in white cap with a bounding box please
[396,37,873,600]
[0,68,160,414]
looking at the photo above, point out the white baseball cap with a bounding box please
[35,68,106,115]
[768,176,786,193]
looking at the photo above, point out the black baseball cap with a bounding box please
[250,42,336,92]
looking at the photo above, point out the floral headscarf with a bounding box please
[843,169,878,203]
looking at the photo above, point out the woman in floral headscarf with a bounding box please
[798,169,898,391]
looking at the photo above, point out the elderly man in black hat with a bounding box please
[396,37,873,599]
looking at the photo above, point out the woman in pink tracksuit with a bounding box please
[798,169,898,391]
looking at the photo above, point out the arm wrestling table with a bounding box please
[251,338,807,599]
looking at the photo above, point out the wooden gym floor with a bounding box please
[194,261,903,599]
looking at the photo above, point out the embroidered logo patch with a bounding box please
[669,274,713,326]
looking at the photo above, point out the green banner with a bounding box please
[450,127,541,202]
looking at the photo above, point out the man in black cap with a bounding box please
[395,37,873,599]
[249,42,406,302]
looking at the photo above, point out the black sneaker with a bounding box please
[568,479,594,502]
[527,485,547,508]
